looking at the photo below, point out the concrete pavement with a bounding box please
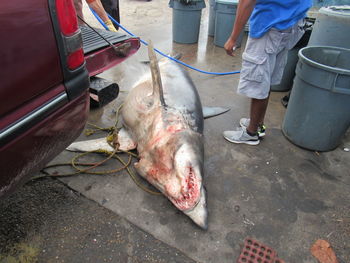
[1,1,349,262]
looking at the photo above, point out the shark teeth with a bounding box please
[171,171,200,211]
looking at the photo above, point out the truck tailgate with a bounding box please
[81,26,140,76]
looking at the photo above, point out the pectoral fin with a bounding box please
[117,128,137,151]
[66,138,114,152]
[202,106,230,119]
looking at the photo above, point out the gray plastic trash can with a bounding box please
[308,5,350,49]
[271,48,300,92]
[271,25,313,92]
[208,0,216,36]
[282,46,350,151]
[214,0,243,48]
[312,0,350,7]
[169,0,206,44]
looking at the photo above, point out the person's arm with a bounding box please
[86,0,117,31]
[224,0,256,56]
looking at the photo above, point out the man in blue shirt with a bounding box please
[223,0,312,145]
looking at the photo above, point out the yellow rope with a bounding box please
[115,153,161,195]
[32,149,121,179]
[35,150,161,195]
[33,103,161,195]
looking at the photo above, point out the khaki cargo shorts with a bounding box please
[237,19,305,99]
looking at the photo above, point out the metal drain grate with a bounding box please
[237,238,284,263]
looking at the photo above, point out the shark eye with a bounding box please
[144,97,154,109]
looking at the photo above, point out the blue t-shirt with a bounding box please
[249,0,312,38]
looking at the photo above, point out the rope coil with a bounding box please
[34,105,161,196]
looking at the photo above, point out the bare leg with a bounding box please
[247,96,269,134]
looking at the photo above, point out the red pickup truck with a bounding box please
[0,0,140,197]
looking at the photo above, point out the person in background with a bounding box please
[74,0,118,32]
[222,0,312,145]
[100,0,120,30]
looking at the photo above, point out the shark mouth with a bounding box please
[170,168,201,211]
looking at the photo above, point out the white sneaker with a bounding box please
[239,118,266,137]
[223,127,260,145]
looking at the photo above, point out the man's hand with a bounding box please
[105,19,117,32]
[224,39,237,56]
[223,0,256,56]
[87,0,117,31]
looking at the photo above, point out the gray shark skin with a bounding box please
[121,43,207,229]
[68,42,218,229]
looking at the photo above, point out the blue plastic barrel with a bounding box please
[282,46,350,151]
[169,0,206,44]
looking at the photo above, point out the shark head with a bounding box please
[171,142,208,230]
[135,132,208,230]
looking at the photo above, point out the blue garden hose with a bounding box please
[90,8,240,76]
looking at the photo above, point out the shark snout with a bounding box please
[183,187,208,230]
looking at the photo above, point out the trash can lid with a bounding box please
[320,5,350,17]
[215,0,239,5]
[299,46,350,75]
[169,0,206,9]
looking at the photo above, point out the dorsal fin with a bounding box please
[148,41,167,107]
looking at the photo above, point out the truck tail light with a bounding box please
[55,0,78,36]
[56,0,84,70]
[67,49,84,70]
